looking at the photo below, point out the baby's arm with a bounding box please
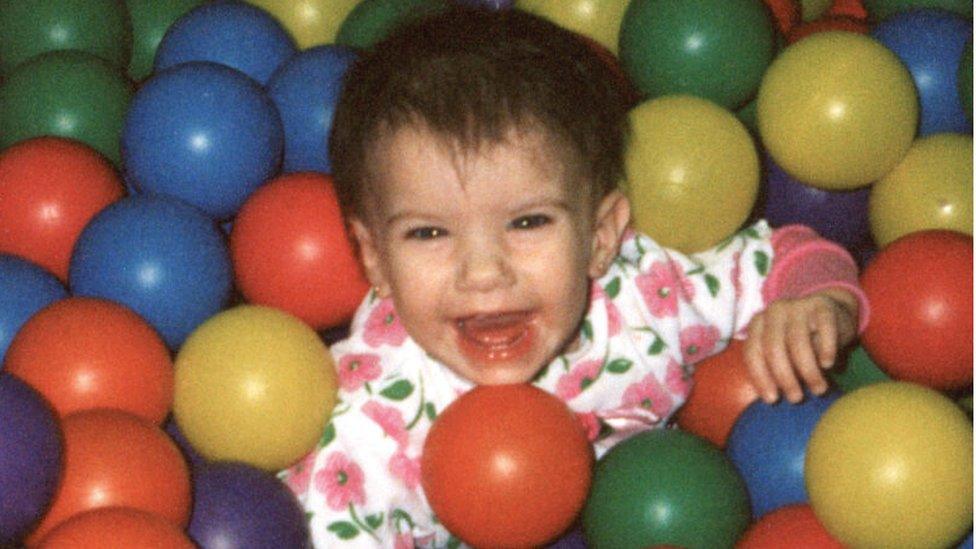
[745,225,869,404]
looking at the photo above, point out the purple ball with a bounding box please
[188,461,310,549]
[762,155,870,250]
[0,374,63,545]
[548,526,588,548]
[453,0,514,9]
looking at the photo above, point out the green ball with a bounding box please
[0,51,133,166]
[335,0,448,50]
[619,0,775,110]
[863,0,972,20]
[125,0,204,82]
[0,0,132,77]
[582,429,750,549]
[830,346,891,393]
[959,39,972,122]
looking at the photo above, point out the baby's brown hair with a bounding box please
[328,7,631,221]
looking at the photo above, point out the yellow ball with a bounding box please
[174,305,337,471]
[516,0,630,54]
[246,0,361,48]
[757,31,918,190]
[870,133,974,247]
[624,95,759,253]
[805,382,973,549]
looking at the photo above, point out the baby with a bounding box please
[281,7,867,547]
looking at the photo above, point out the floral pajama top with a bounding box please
[279,221,867,548]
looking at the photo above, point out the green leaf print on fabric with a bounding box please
[328,521,359,540]
[754,250,770,276]
[380,379,414,401]
[648,336,666,355]
[365,513,384,530]
[606,358,633,374]
[704,273,721,297]
[605,276,621,298]
[425,402,437,421]
[320,423,336,447]
[581,319,593,341]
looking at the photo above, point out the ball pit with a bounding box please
[124,0,205,82]
[517,0,630,54]
[37,507,196,549]
[0,254,67,363]
[246,0,364,47]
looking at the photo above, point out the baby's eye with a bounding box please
[405,226,448,240]
[509,214,552,230]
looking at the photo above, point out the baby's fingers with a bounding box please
[745,317,779,404]
[787,313,828,396]
[811,303,839,369]
[762,308,805,404]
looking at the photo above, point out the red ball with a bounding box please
[421,384,593,548]
[5,297,174,423]
[787,16,869,44]
[737,504,844,548]
[761,0,801,37]
[37,507,195,549]
[675,340,758,449]
[230,172,369,330]
[26,410,192,544]
[0,137,124,282]
[860,230,973,391]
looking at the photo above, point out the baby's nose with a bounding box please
[455,236,515,292]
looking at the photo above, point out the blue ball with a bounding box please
[725,390,840,518]
[0,255,67,364]
[69,195,233,349]
[267,45,358,175]
[872,9,973,136]
[122,62,284,220]
[188,462,309,548]
[959,531,973,549]
[0,374,62,545]
[154,1,297,85]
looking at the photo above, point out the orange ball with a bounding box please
[5,297,173,423]
[26,410,191,544]
[421,384,593,548]
[737,504,844,548]
[787,16,869,43]
[0,137,124,282]
[37,507,195,549]
[230,172,369,330]
[675,340,758,449]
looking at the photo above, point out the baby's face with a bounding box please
[352,124,618,385]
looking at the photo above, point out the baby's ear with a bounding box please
[588,190,631,278]
[349,218,392,298]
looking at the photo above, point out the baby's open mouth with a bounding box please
[455,311,535,362]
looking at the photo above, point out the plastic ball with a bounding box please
[582,429,750,548]
[761,0,802,37]
[619,0,776,109]
[37,507,195,549]
[863,0,972,20]
[27,409,192,544]
[675,339,759,449]
[422,384,593,548]
[961,532,974,549]
[5,297,173,423]
[230,173,370,330]
[829,345,890,393]
[869,133,973,246]
[122,62,284,220]
[0,374,62,546]
[959,39,972,121]
[174,305,338,471]
[763,154,871,249]
[726,390,840,518]
[757,32,918,189]
[247,0,377,47]
[805,382,973,548]
[737,504,844,548]
[0,255,67,364]
[187,462,310,548]
[267,45,357,175]
[69,195,233,349]
[517,0,631,54]
[625,95,759,252]
[0,137,124,282]
[872,9,972,135]
[154,2,297,85]
[336,0,449,50]
[860,230,972,391]
[124,0,205,81]
[786,15,870,43]
[457,0,515,8]
[0,0,131,76]
[0,50,133,166]
[800,0,833,19]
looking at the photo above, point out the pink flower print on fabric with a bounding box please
[282,450,316,496]
[664,358,692,399]
[555,359,603,400]
[591,284,622,337]
[362,400,409,449]
[621,372,673,419]
[389,451,422,490]
[314,451,367,511]
[731,251,743,299]
[636,260,695,318]
[363,298,408,348]
[395,533,415,549]
[337,353,382,391]
[679,325,721,365]
[576,412,601,441]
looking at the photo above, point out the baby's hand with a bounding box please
[744,288,859,404]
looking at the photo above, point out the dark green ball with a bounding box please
[959,39,972,122]
[335,0,449,50]
[830,346,891,394]
[582,429,750,549]
[124,0,204,82]
[863,0,972,21]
